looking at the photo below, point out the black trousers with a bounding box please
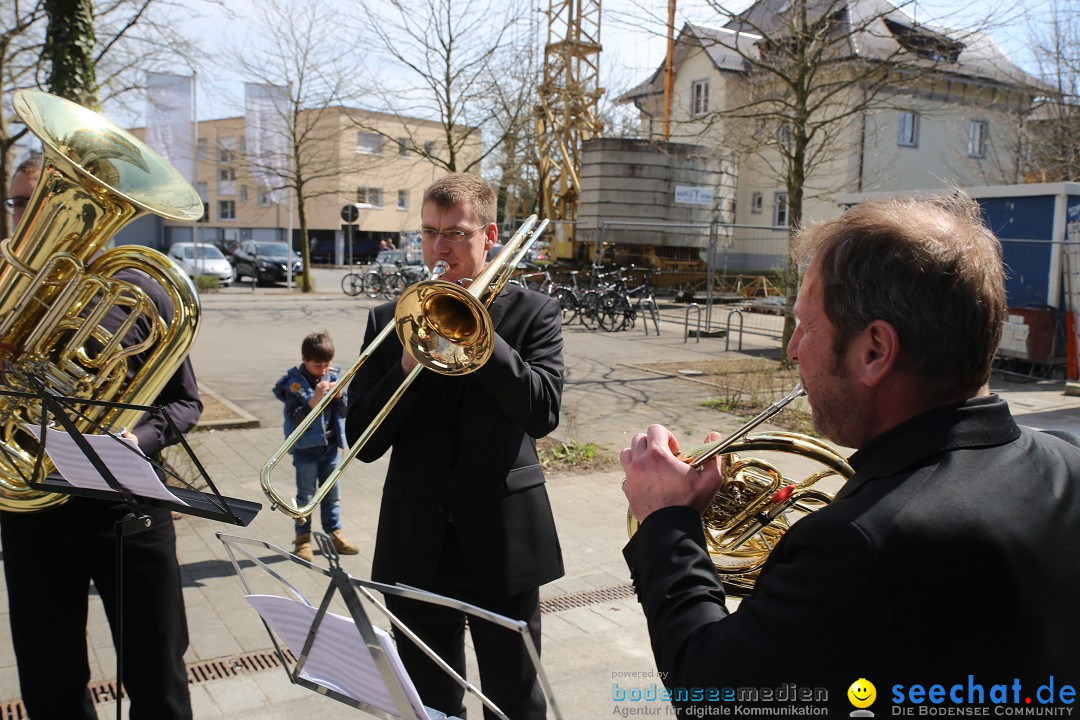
[385,528,546,720]
[0,497,192,720]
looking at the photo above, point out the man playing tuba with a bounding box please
[0,155,201,720]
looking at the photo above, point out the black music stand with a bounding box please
[216,531,565,720]
[0,377,262,720]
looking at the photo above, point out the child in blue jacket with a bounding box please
[272,331,358,561]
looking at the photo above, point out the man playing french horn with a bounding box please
[621,194,1080,713]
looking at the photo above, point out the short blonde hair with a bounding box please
[422,173,496,225]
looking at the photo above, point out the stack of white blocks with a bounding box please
[998,315,1030,359]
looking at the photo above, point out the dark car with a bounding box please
[232,240,304,285]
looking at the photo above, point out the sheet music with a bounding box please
[25,424,189,506]
[245,594,428,719]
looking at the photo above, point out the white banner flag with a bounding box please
[144,72,195,183]
[244,82,289,205]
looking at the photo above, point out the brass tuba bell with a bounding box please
[0,90,203,512]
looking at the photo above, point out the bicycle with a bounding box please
[597,268,659,333]
[380,263,428,299]
[356,260,403,299]
[577,265,623,330]
[341,269,365,296]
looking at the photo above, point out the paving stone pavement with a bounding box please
[1,267,1077,719]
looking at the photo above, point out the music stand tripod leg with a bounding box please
[114,512,153,720]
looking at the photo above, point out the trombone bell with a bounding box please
[396,281,493,375]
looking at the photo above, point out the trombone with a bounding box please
[261,215,548,518]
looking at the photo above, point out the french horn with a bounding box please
[0,90,203,512]
[626,385,854,593]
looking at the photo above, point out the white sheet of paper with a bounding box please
[245,594,428,718]
[25,424,189,506]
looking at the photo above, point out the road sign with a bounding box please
[341,204,359,223]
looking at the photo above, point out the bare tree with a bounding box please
[351,0,535,176]
[1024,0,1080,182]
[226,0,380,293]
[482,23,545,226]
[0,1,46,239]
[0,0,208,238]
[675,0,1029,359]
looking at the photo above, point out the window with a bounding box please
[195,182,208,200]
[258,190,274,207]
[423,140,435,156]
[750,191,763,214]
[356,187,383,208]
[398,190,409,211]
[773,192,789,227]
[690,79,709,116]
[898,112,919,147]
[397,138,409,157]
[777,125,792,153]
[218,200,236,220]
[357,132,383,155]
[196,138,209,161]
[239,185,248,203]
[217,136,236,163]
[218,167,235,196]
[967,120,988,158]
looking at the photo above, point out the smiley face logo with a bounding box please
[848,678,876,709]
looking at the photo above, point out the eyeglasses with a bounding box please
[4,197,29,214]
[418,225,486,243]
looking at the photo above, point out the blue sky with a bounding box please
[122,0,1047,125]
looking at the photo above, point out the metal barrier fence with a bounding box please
[553,220,792,340]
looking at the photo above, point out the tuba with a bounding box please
[0,90,203,512]
[627,385,854,593]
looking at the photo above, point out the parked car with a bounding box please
[232,240,304,285]
[368,249,423,269]
[745,295,788,315]
[166,242,234,287]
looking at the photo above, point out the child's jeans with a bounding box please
[292,444,341,535]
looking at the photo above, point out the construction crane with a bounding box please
[536,0,604,261]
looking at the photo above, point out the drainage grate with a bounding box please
[0,648,297,714]
[0,585,636,713]
[540,582,636,614]
[185,647,295,685]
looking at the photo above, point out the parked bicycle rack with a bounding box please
[641,297,661,336]
[725,309,744,351]
[684,303,702,344]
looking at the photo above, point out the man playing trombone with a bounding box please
[621,194,1080,711]
[347,173,564,719]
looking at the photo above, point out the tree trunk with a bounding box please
[44,0,97,108]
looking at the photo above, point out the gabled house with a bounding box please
[616,0,1043,230]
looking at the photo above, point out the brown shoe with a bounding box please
[293,533,314,562]
[330,529,359,555]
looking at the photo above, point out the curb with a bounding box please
[194,384,261,431]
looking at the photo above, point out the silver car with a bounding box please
[167,242,235,287]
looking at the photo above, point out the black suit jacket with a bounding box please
[347,283,565,598]
[625,395,1080,699]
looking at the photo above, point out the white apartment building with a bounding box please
[616,0,1041,230]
